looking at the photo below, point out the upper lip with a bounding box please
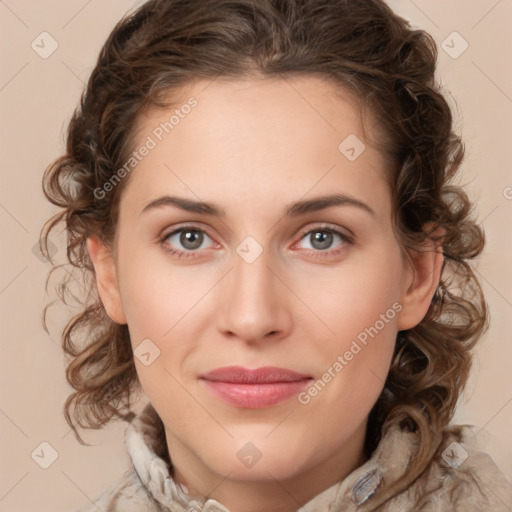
[200,366,312,384]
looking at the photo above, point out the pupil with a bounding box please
[181,230,203,250]
[311,231,332,250]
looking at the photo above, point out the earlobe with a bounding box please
[396,228,445,331]
[86,236,127,325]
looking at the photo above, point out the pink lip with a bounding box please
[199,366,312,408]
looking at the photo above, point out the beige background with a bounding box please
[0,1,511,511]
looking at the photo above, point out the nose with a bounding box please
[215,249,293,345]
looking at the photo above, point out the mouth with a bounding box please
[199,366,313,408]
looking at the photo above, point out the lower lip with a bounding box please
[201,379,311,408]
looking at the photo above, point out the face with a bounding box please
[88,75,441,499]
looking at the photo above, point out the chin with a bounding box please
[199,434,317,482]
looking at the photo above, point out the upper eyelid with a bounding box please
[161,222,214,239]
[296,223,352,238]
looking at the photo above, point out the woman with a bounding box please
[40,0,512,510]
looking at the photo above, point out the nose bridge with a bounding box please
[216,246,290,342]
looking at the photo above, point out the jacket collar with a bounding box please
[125,402,433,511]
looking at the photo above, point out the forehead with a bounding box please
[140,75,367,146]
[121,75,390,217]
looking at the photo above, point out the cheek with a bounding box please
[117,246,213,342]
[295,246,404,349]
[116,250,216,400]
[294,248,403,407]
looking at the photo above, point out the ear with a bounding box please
[396,225,445,331]
[86,236,127,324]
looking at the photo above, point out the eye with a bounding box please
[294,225,353,257]
[159,224,353,260]
[160,226,215,258]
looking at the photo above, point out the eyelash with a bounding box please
[158,224,354,260]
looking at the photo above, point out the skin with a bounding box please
[87,75,444,512]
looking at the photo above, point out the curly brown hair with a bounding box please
[40,0,488,502]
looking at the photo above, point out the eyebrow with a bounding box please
[139,193,375,218]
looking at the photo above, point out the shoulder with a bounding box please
[405,425,512,511]
[72,468,163,512]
